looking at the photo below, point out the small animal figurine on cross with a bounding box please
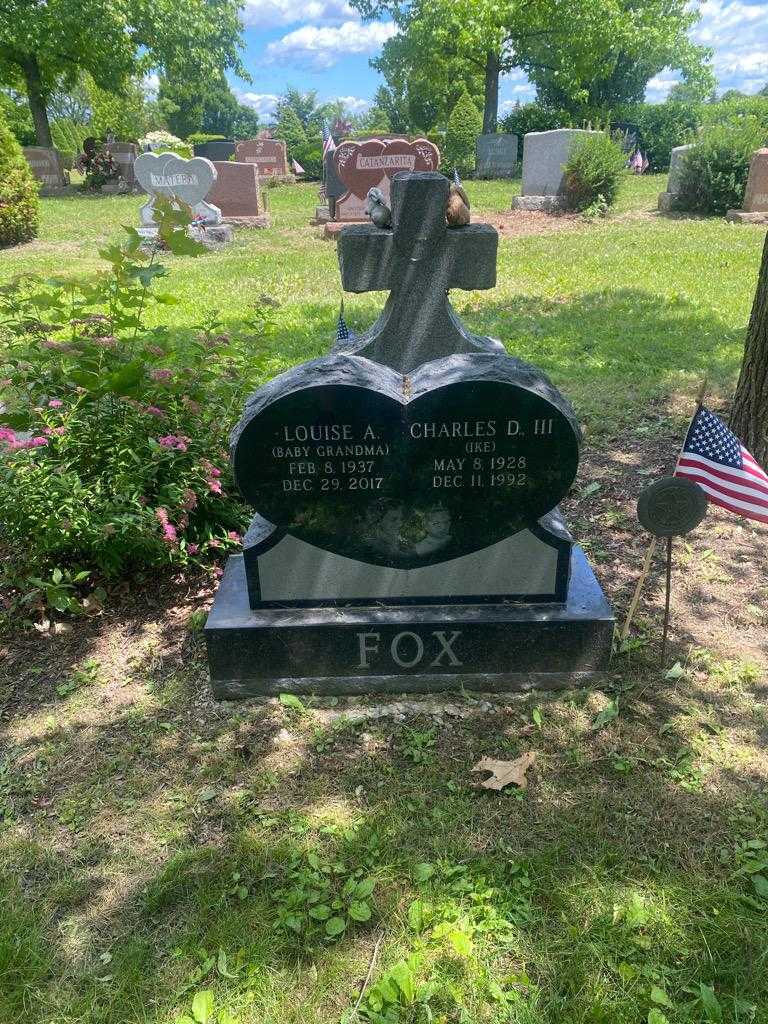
[336,172,503,373]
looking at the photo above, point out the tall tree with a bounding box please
[731,232,768,467]
[352,0,708,134]
[0,0,246,147]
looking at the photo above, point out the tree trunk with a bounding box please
[20,55,52,148]
[731,230,768,467]
[482,51,500,135]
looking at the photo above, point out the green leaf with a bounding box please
[52,567,63,584]
[447,927,473,957]
[216,948,237,979]
[699,984,723,1022]
[121,226,143,253]
[751,873,768,898]
[191,990,214,1024]
[650,986,673,1008]
[279,693,305,710]
[413,862,435,882]
[407,899,425,932]
[389,961,416,1002]
[354,878,376,899]
[164,230,207,257]
[532,707,543,727]
[647,1011,669,1024]
[325,916,346,937]
[308,905,331,920]
[348,900,371,922]
[134,264,168,288]
[593,700,619,730]
[665,661,685,680]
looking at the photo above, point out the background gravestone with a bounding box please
[333,138,440,222]
[208,161,268,226]
[193,140,236,162]
[235,138,289,178]
[476,134,518,179]
[22,147,67,192]
[133,151,232,242]
[727,148,768,224]
[512,129,599,212]
[108,142,138,189]
[205,171,613,696]
[658,143,693,212]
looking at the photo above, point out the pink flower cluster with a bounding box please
[201,458,223,495]
[150,368,173,382]
[145,405,166,418]
[0,428,48,450]
[48,398,64,408]
[155,507,177,545]
[158,434,190,452]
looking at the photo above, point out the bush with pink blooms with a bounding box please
[0,199,271,607]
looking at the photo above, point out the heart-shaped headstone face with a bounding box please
[232,353,580,569]
[134,152,216,206]
[334,139,440,199]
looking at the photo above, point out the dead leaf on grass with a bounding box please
[471,752,537,790]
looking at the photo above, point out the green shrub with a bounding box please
[500,102,575,139]
[291,140,323,180]
[50,118,90,159]
[0,93,35,146]
[563,132,627,212]
[0,200,251,601]
[187,132,227,146]
[678,119,767,215]
[443,90,482,176]
[622,102,702,171]
[701,95,768,137]
[0,110,39,247]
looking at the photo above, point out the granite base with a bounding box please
[512,195,568,213]
[657,192,682,213]
[204,547,614,698]
[726,209,768,224]
[222,215,270,228]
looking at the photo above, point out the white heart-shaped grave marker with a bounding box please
[134,152,217,207]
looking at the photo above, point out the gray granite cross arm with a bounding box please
[335,171,503,373]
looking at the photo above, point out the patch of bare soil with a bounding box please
[478,209,585,237]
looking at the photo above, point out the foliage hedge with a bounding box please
[443,90,482,176]
[678,119,767,215]
[563,132,627,211]
[0,110,39,247]
[291,140,323,180]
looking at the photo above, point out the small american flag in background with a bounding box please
[336,305,355,344]
[674,407,768,524]
[322,123,336,159]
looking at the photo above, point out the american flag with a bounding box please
[322,123,336,159]
[291,158,305,175]
[336,304,355,344]
[674,407,768,524]
[453,168,462,187]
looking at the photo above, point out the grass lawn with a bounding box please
[1,173,768,1024]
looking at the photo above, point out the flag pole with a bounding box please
[622,376,709,646]
[660,536,673,668]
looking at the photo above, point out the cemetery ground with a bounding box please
[1,175,768,1024]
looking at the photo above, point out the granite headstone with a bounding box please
[658,143,693,212]
[107,142,139,189]
[22,147,67,191]
[207,161,268,225]
[333,138,441,221]
[193,140,236,162]
[727,148,768,224]
[512,129,600,212]
[476,134,518,179]
[133,152,232,242]
[235,138,289,178]
[205,171,613,696]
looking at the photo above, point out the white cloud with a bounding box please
[236,91,280,117]
[333,95,371,113]
[691,0,768,94]
[266,20,398,70]
[646,76,681,100]
[143,73,160,97]
[242,0,355,29]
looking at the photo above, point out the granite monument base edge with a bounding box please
[205,548,614,698]
[726,209,768,224]
[512,195,568,213]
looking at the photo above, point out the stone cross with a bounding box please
[336,172,502,372]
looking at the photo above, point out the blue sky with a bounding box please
[228,0,768,120]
